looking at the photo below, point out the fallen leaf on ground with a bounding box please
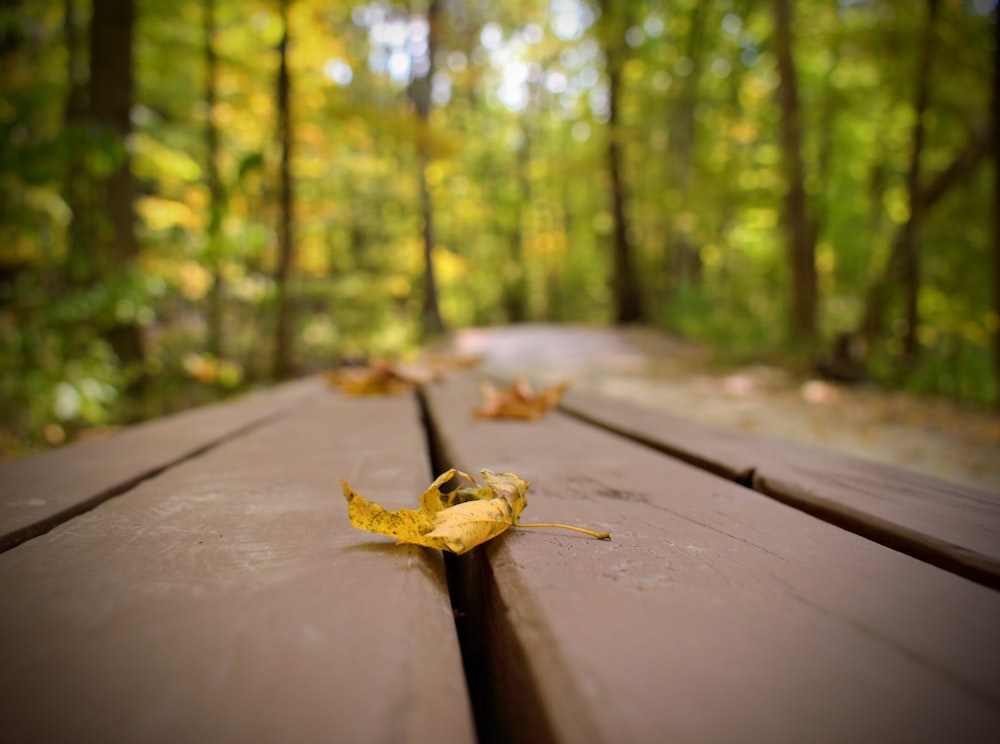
[340,468,610,554]
[473,379,568,420]
[325,359,422,396]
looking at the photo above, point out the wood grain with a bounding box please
[0,391,475,744]
[560,387,1000,589]
[424,376,1000,744]
[0,377,322,552]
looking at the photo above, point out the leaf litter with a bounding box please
[325,353,482,396]
[473,379,568,420]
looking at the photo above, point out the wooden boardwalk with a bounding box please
[2,373,999,743]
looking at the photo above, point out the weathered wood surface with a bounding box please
[423,376,1000,744]
[0,389,475,744]
[0,377,322,552]
[560,387,1000,589]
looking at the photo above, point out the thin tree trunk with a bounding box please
[204,0,224,358]
[600,0,643,324]
[412,0,444,337]
[89,0,145,371]
[858,127,990,344]
[811,28,842,256]
[503,119,529,323]
[774,0,816,344]
[63,0,90,287]
[992,3,999,407]
[667,0,706,291]
[899,0,940,359]
[918,128,990,210]
[271,0,295,379]
[416,158,443,334]
[858,0,945,351]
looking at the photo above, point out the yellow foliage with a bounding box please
[249,91,273,118]
[746,207,778,229]
[387,275,412,298]
[178,260,212,300]
[211,101,234,127]
[701,243,721,268]
[885,188,910,225]
[433,246,468,285]
[133,132,202,182]
[985,312,999,335]
[426,160,449,188]
[182,184,208,215]
[526,230,566,258]
[297,233,328,276]
[816,242,836,276]
[298,121,327,147]
[182,352,217,383]
[727,120,758,145]
[623,58,646,81]
[137,196,198,231]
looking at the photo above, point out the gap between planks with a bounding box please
[417,387,560,744]
[557,398,1000,593]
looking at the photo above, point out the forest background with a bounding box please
[0,0,997,457]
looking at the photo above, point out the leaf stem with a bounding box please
[516,522,611,540]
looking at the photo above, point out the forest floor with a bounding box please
[442,324,1000,494]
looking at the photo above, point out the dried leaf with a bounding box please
[325,359,421,396]
[473,379,568,420]
[340,468,609,554]
[326,354,482,395]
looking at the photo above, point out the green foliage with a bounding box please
[0,0,997,457]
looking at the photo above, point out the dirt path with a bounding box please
[445,324,1000,494]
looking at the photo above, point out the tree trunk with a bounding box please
[667,0,706,291]
[63,0,90,287]
[857,0,945,353]
[899,0,940,359]
[411,0,445,337]
[416,157,443,335]
[89,0,145,370]
[812,27,842,258]
[503,120,529,323]
[599,0,643,324]
[993,3,999,407]
[204,0,224,358]
[271,0,295,379]
[858,127,990,344]
[774,0,816,344]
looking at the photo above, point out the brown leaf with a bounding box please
[325,359,421,396]
[473,379,568,420]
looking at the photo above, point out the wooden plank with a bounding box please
[560,388,760,482]
[559,388,1000,589]
[0,377,323,552]
[423,376,1000,744]
[752,444,1000,588]
[0,391,475,744]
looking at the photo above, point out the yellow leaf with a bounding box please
[340,468,609,554]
